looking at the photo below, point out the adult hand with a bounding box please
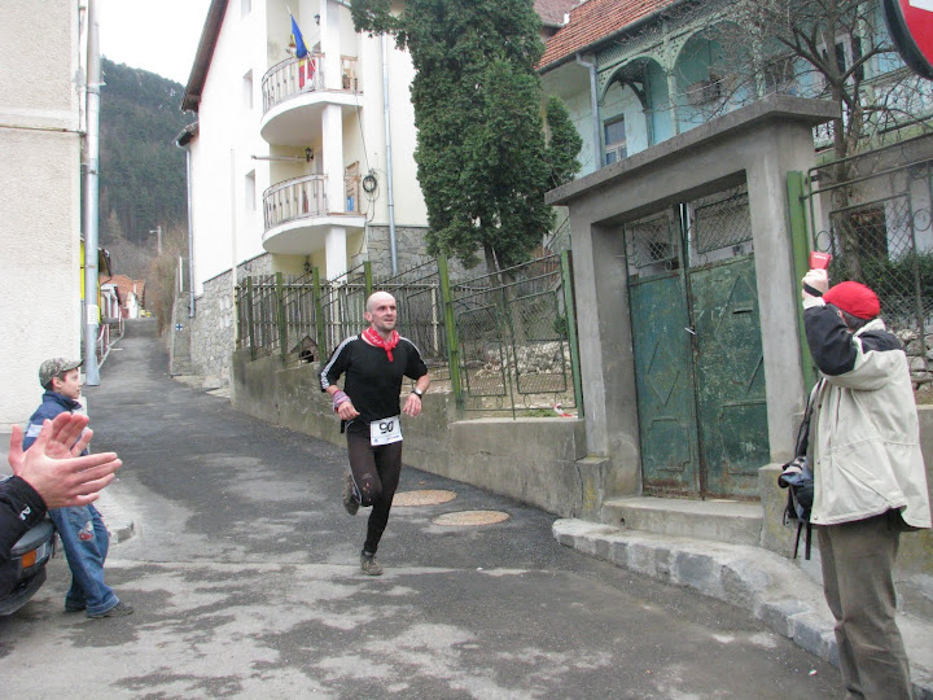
[7,415,122,508]
[402,393,422,417]
[802,269,829,300]
[44,411,93,457]
[335,399,360,421]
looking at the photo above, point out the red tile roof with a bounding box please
[534,0,582,28]
[101,274,146,307]
[539,0,680,71]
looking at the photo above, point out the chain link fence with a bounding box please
[234,253,581,416]
[806,135,933,379]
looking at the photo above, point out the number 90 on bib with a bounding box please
[370,415,403,446]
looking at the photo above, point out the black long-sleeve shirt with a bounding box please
[320,335,428,434]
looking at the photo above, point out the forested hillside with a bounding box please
[99,58,190,278]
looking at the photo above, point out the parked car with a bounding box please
[0,517,55,615]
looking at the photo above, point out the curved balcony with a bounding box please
[260,55,360,146]
[262,174,365,254]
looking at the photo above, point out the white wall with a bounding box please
[189,0,427,293]
[352,25,426,231]
[188,0,270,295]
[0,0,84,429]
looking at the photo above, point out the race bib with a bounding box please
[370,416,403,446]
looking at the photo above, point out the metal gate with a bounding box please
[802,136,933,372]
[626,185,768,498]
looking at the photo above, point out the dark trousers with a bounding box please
[346,431,403,555]
[817,511,913,700]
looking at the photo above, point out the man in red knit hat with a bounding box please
[801,268,931,699]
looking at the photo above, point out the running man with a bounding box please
[320,291,430,575]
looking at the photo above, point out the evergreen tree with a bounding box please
[352,0,580,271]
[546,95,582,189]
[99,59,189,249]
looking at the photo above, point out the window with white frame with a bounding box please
[604,117,627,165]
[821,33,865,83]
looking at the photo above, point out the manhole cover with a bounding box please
[393,489,458,507]
[432,510,511,526]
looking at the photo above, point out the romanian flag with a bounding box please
[291,14,308,59]
[298,57,317,89]
[299,56,316,89]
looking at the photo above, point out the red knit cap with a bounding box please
[822,281,880,320]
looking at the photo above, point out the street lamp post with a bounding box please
[149,225,162,255]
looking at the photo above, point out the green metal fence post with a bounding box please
[275,272,288,363]
[560,250,584,418]
[364,261,373,297]
[787,171,816,391]
[438,256,462,407]
[312,267,326,358]
[245,277,256,361]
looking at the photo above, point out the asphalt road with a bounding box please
[0,320,843,698]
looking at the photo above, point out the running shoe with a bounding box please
[343,474,359,515]
[360,551,383,576]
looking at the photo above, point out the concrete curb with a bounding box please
[553,518,933,700]
[96,488,135,545]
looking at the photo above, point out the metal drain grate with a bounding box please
[432,510,510,526]
[393,489,458,507]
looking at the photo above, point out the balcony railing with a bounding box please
[263,174,363,231]
[262,54,325,112]
[264,174,327,230]
[261,54,360,113]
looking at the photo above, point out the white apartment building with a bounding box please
[179,0,429,382]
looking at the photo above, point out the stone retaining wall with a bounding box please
[189,255,274,386]
[231,348,589,517]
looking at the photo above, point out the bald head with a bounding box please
[366,291,396,313]
[365,291,398,336]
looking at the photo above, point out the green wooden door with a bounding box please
[627,190,768,499]
[690,257,768,498]
[630,273,700,494]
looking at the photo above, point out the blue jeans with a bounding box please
[49,504,119,615]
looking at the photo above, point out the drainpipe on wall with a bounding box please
[176,128,197,318]
[382,35,398,276]
[576,53,602,173]
[83,0,101,386]
[229,148,238,339]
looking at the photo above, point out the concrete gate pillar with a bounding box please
[546,94,840,500]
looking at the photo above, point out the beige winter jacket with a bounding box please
[803,303,932,528]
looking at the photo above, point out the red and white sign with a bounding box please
[884,0,933,79]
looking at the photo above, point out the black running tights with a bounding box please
[346,431,403,555]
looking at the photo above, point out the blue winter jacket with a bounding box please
[23,391,85,452]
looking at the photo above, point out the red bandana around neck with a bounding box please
[362,327,400,361]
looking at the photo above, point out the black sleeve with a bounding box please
[320,338,353,391]
[804,305,859,376]
[0,477,47,563]
[404,341,428,380]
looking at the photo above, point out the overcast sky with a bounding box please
[98,0,213,85]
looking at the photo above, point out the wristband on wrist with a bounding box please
[411,388,424,398]
[332,390,350,412]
